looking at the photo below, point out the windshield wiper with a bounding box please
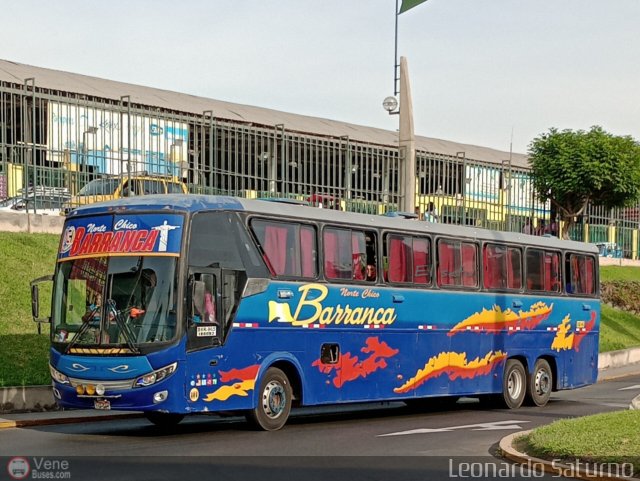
[106,299,140,354]
[65,305,100,354]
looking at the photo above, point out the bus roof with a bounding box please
[67,194,598,254]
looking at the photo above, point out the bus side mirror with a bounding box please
[30,275,53,334]
[31,285,39,319]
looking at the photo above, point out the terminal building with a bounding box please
[0,59,637,258]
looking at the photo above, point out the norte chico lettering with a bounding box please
[69,227,159,257]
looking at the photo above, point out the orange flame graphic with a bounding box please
[448,302,553,336]
[394,350,507,394]
[551,311,596,352]
[203,364,260,402]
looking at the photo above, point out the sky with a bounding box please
[1,0,639,154]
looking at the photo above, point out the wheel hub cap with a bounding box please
[262,381,286,419]
[508,371,522,399]
[535,370,550,396]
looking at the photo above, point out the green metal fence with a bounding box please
[2,80,640,258]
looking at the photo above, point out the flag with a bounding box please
[398,0,429,14]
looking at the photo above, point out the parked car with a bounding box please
[0,194,68,216]
[63,172,188,215]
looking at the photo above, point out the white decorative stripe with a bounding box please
[364,325,385,329]
[233,323,258,328]
[418,325,434,330]
[301,324,325,329]
[547,327,558,331]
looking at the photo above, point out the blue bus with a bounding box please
[31,195,600,430]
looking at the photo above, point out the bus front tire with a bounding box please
[499,359,526,409]
[246,367,292,431]
[144,411,185,426]
[525,358,553,407]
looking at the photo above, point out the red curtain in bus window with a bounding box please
[584,257,594,294]
[570,255,580,293]
[507,248,522,289]
[352,232,366,280]
[300,226,316,278]
[543,253,560,292]
[483,245,499,289]
[389,236,409,283]
[323,230,339,279]
[264,225,288,276]
[462,243,477,287]
[413,238,430,285]
[438,241,455,286]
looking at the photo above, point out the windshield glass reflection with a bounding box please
[53,256,178,347]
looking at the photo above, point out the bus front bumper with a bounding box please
[51,378,183,412]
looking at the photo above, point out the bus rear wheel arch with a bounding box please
[525,358,553,407]
[246,367,292,431]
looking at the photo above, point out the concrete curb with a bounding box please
[599,347,640,371]
[0,385,57,413]
[0,412,143,430]
[500,431,640,481]
[631,395,640,410]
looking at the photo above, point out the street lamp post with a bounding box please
[383,1,430,214]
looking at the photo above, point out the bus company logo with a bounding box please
[268,283,397,328]
[67,226,160,258]
[7,457,30,480]
[60,226,76,253]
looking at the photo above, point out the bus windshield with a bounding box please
[52,255,178,347]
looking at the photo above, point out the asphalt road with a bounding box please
[1,375,638,481]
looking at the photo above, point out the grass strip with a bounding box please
[521,411,640,472]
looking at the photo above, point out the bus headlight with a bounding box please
[50,365,70,385]
[133,362,178,388]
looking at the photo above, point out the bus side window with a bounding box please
[566,253,596,295]
[413,237,431,285]
[187,272,221,352]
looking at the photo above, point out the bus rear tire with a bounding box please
[525,358,552,407]
[144,412,184,426]
[246,367,292,431]
[499,359,526,409]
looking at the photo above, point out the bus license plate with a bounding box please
[94,399,111,410]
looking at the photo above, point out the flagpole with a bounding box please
[394,0,399,96]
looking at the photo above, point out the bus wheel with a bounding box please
[499,359,526,409]
[526,359,553,407]
[144,412,184,426]
[247,367,292,431]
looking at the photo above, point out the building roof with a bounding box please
[0,58,529,168]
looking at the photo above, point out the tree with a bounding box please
[528,126,640,239]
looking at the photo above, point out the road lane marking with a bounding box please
[378,420,530,437]
[617,384,640,391]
